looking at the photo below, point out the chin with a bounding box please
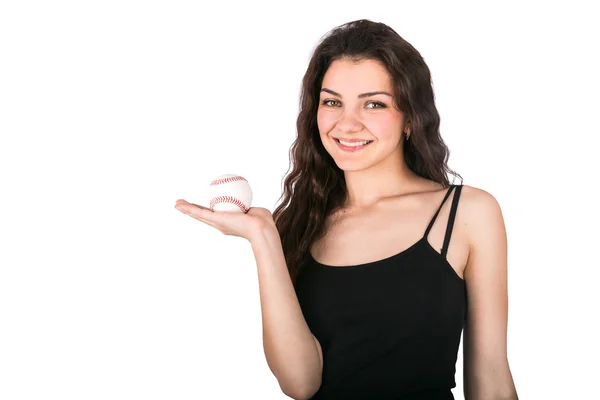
[332,158,375,172]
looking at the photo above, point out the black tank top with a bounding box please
[294,185,466,400]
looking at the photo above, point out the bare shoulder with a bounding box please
[459,184,502,210]
[457,184,509,287]
[458,185,506,245]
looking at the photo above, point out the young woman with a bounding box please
[175,19,518,400]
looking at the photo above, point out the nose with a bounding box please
[336,108,363,133]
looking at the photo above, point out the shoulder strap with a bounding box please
[423,185,456,239]
[441,184,463,258]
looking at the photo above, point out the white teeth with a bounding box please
[338,139,371,147]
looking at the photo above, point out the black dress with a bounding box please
[295,185,466,399]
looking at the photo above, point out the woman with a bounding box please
[175,19,518,400]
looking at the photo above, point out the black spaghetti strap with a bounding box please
[441,184,463,258]
[423,185,456,239]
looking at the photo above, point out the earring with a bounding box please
[405,128,411,140]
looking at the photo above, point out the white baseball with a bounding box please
[207,174,253,213]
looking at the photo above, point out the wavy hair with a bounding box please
[272,19,461,285]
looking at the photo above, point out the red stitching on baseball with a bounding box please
[210,195,248,213]
[210,176,247,186]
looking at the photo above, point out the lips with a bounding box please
[334,138,373,152]
[334,137,373,143]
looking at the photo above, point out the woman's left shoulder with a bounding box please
[457,184,503,210]
[457,184,506,242]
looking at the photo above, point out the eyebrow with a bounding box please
[320,88,393,98]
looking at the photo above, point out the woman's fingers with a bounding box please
[175,199,234,235]
[182,200,211,211]
[175,200,214,221]
[175,199,262,239]
[175,200,213,219]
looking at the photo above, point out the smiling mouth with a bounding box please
[334,138,373,152]
[334,138,373,146]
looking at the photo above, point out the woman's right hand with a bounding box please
[174,199,277,243]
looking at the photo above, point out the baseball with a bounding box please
[207,174,253,213]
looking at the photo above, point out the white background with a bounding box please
[1,1,599,399]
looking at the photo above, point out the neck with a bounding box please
[342,154,422,211]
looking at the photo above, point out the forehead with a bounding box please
[321,58,393,93]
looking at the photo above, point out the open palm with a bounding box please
[174,199,276,241]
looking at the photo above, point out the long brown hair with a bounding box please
[272,19,461,285]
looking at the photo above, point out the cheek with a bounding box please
[372,114,403,140]
[317,109,337,134]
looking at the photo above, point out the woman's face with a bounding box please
[317,58,407,172]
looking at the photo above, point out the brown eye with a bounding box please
[366,101,386,109]
[321,99,340,107]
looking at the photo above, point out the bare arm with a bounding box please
[251,227,323,399]
[461,186,518,400]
